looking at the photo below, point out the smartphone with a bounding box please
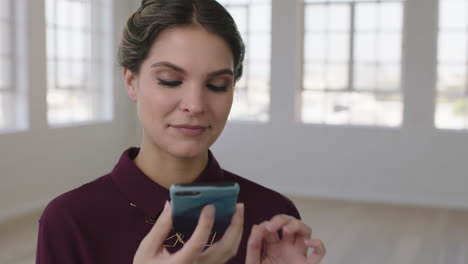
[169,182,240,234]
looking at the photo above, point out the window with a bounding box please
[436,0,468,130]
[0,0,27,132]
[302,0,404,127]
[217,0,271,122]
[46,0,113,126]
[0,0,14,130]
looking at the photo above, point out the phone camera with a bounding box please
[176,191,201,196]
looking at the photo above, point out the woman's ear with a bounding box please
[123,68,138,101]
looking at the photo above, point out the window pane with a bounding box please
[324,92,350,124]
[437,65,466,95]
[219,0,271,122]
[375,93,402,126]
[439,0,467,30]
[223,0,251,5]
[0,92,14,129]
[69,0,89,29]
[302,0,404,127]
[355,3,378,31]
[436,97,468,130]
[56,29,73,58]
[377,64,400,92]
[380,2,403,30]
[305,5,326,32]
[46,0,113,125]
[436,0,468,130]
[438,32,467,63]
[304,63,326,91]
[249,62,270,88]
[0,59,11,88]
[351,92,402,127]
[47,89,92,123]
[305,33,327,62]
[56,0,72,27]
[349,92,376,125]
[71,31,90,60]
[250,3,270,33]
[302,90,326,123]
[326,64,348,90]
[56,60,87,88]
[354,33,377,62]
[379,33,401,62]
[328,4,350,31]
[248,33,270,62]
[227,6,248,34]
[327,33,349,62]
[0,23,11,55]
[0,0,19,132]
[354,63,376,90]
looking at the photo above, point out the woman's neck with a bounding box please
[133,143,209,189]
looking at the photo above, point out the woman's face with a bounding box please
[124,24,234,159]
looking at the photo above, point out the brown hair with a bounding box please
[118,0,245,82]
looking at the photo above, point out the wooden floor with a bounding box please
[1,196,468,264]
[291,196,468,264]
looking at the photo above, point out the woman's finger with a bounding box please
[265,214,294,233]
[245,221,281,264]
[176,204,216,262]
[305,239,326,264]
[200,203,245,263]
[283,219,312,238]
[136,201,173,257]
[245,224,262,264]
[258,221,280,243]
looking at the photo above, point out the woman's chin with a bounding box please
[167,145,208,160]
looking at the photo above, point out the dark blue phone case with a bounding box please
[169,182,239,234]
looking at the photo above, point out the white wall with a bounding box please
[0,0,139,222]
[212,0,468,210]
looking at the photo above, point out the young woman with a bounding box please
[36,0,326,263]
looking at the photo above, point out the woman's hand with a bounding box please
[133,201,244,264]
[245,215,326,264]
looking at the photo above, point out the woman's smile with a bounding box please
[170,124,209,137]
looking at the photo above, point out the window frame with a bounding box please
[45,0,113,127]
[301,0,405,127]
[435,0,468,130]
[218,0,272,122]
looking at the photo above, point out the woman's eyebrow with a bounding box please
[207,69,233,78]
[150,61,186,74]
[150,61,233,77]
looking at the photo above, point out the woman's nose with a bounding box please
[179,85,206,115]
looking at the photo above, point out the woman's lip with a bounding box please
[171,125,207,136]
[171,125,207,129]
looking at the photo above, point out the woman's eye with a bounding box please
[158,79,182,87]
[207,84,228,92]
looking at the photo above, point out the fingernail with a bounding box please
[204,204,215,218]
[247,232,258,246]
[248,236,256,247]
[239,203,245,217]
[266,223,276,232]
[164,200,170,211]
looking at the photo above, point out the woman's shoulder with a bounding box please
[39,174,115,224]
